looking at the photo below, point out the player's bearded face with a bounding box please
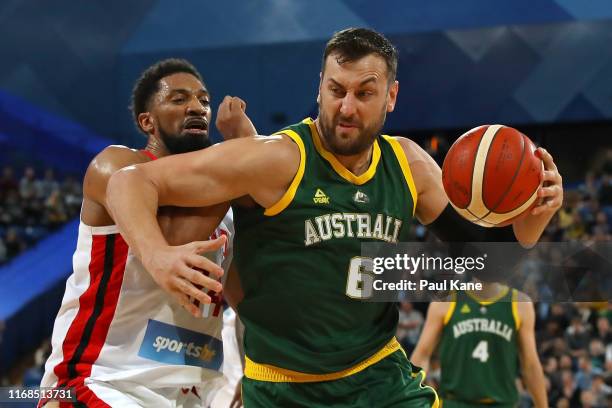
[318,101,387,156]
[154,73,213,154]
[317,54,393,156]
[158,123,212,154]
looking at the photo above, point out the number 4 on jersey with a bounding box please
[472,340,489,362]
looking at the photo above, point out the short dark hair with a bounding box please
[130,58,203,133]
[322,28,398,82]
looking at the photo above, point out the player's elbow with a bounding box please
[107,166,154,210]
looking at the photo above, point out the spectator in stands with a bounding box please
[1,190,24,225]
[590,373,612,407]
[589,339,606,370]
[566,315,591,357]
[4,227,26,258]
[0,165,18,201]
[43,190,68,229]
[36,168,59,200]
[580,389,596,408]
[544,356,563,403]
[576,356,597,391]
[592,211,610,241]
[60,174,82,215]
[579,172,600,198]
[594,316,612,344]
[560,369,579,405]
[564,212,586,241]
[19,166,37,200]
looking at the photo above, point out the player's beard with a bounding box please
[318,103,387,156]
[159,127,212,154]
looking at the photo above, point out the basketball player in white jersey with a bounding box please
[39,59,256,408]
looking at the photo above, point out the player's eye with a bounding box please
[330,87,344,97]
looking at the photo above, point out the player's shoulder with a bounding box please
[512,288,533,303]
[385,136,430,164]
[428,298,455,321]
[90,145,146,173]
[512,289,535,324]
[85,145,149,185]
[248,134,301,163]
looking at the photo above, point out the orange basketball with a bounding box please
[442,124,543,227]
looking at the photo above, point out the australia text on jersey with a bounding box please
[304,213,402,246]
[452,318,514,342]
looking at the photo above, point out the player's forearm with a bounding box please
[521,361,548,408]
[409,350,431,372]
[512,211,555,248]
[107,166,167,259]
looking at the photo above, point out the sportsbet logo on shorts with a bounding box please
[138,319,222,370]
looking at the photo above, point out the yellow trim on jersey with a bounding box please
[410,369,441,408]
[306,118,381,185]
[382,135,419,216]
[263,130,306,216]
[443,292,457,325]
[465,285,509,305]
[511,289,521,330]
[244,337,400,383]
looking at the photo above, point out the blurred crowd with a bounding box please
[395,145,612,407]
[0,165,82,264]
[397,301,612,408]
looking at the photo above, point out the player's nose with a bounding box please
[186,96,208,115]
[339,93,357,117]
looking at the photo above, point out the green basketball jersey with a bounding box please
[438,288,520,406]
[233,118,417,374]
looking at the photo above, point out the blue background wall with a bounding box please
[1,0,611,146]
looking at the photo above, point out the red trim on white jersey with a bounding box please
[41,233,128,407]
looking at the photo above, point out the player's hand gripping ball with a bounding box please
[442,125,543,227]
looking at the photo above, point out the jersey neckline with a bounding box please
[304,118,381,186]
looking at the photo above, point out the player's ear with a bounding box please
[386,80,399,113]
[138,112,154,134]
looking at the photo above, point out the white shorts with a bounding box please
[40,378,226,408]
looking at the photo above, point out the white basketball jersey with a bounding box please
[41,210,233,391]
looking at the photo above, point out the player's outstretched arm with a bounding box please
[106,135,299,316]
[516,299,548,408]
[394,138,562,247]
[410,301,448,372]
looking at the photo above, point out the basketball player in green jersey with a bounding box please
[411,283,548,408]
[106,28,562,407]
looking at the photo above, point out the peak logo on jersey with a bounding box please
[353,190,369,204]
[313,189,330,204]
[138,319,222,369]
[460,304,471,314]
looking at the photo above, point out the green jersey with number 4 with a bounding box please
[439,288,520,406]
[233,118,417,374]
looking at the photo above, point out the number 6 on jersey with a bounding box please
[345,257,375,299]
